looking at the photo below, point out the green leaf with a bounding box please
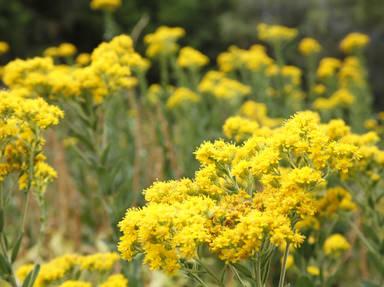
[22,264,40,287]
[0,254,11,274]
[11,233,23,263]
[230,263,253,280]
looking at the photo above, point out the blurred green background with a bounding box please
[1,0,384,107]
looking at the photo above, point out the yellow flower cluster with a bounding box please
[239,100,281,127]
[0,41,10,55]
[317,57,341,78]
[177,46,209,68]
[313,88,354,110]
[100,274,128,287]
[144,26,185,57]
[76,53,91,66]
[217,45,272,72]
[338,56,364,86]
[257,23,298,44]
[317,186,356,217]
[298,37,322,56]
[3,35,140,104]
[44,43,77,58]
[118,111,364,273]
[59,281,91,287]
[339,32,370,54]
[90,0,122,11]
[166,87,200,109]
[323,234,351,256]
[198,71,251,100]
[0,89,63,190]
[16,252,125,287]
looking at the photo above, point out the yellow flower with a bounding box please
[59,281,92,287]
[118,111,366,273]
[257,23,298,44]
[76,53,91,66]
[177,46,209,68]
[16,264,34,282]
[198,71,250,100]
[0,41,10,55]
[323,234,351,256]
[166,87,200,109]
[100,274,128,287]
[79,252,119,272]
[340,32,370,54]
[313,89,354,110]
[307,265,320,276]
[90,0,122,11]
[317,57,341,78]
[217,45,272,72]
[58,43,77,57]
[298,37,322,56]
[144,26,185,57]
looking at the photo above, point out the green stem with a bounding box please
[278,242,290,287]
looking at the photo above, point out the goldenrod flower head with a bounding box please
[100,274,128,287]
[340,32,370,54]
[166,87,200,109]
[223,116,260,142]
[317,187,356,217]
[59,281,92,287]
[118,111,367,273]
[298,37,322,56]
[217,45,272,72]
[364,119,377,130]
[177,46,209,68]
[90,0,121,11]
[3,57,54,90]
[338,56,364,85]
[307,265,320,276]
[317,57,341,78]
[76,53,91,66]
[17,253,123,287]
[257,23,298,44]
[58,43,77,57]
[313,89,354,110]
[281,65,302,85]
[144,26,185,57]
[198,71,250,100]
[0,41,10,55]
[323,233,351,256]
[79,252,119,271]
[313,84,326,96]
[16,264,34,282]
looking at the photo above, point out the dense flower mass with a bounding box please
[339,32,370,54]
[118,111,368,273]
[2,34,139,104]
[0,89,63,190]
[16,252,126,287]
[144,26,185,57]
